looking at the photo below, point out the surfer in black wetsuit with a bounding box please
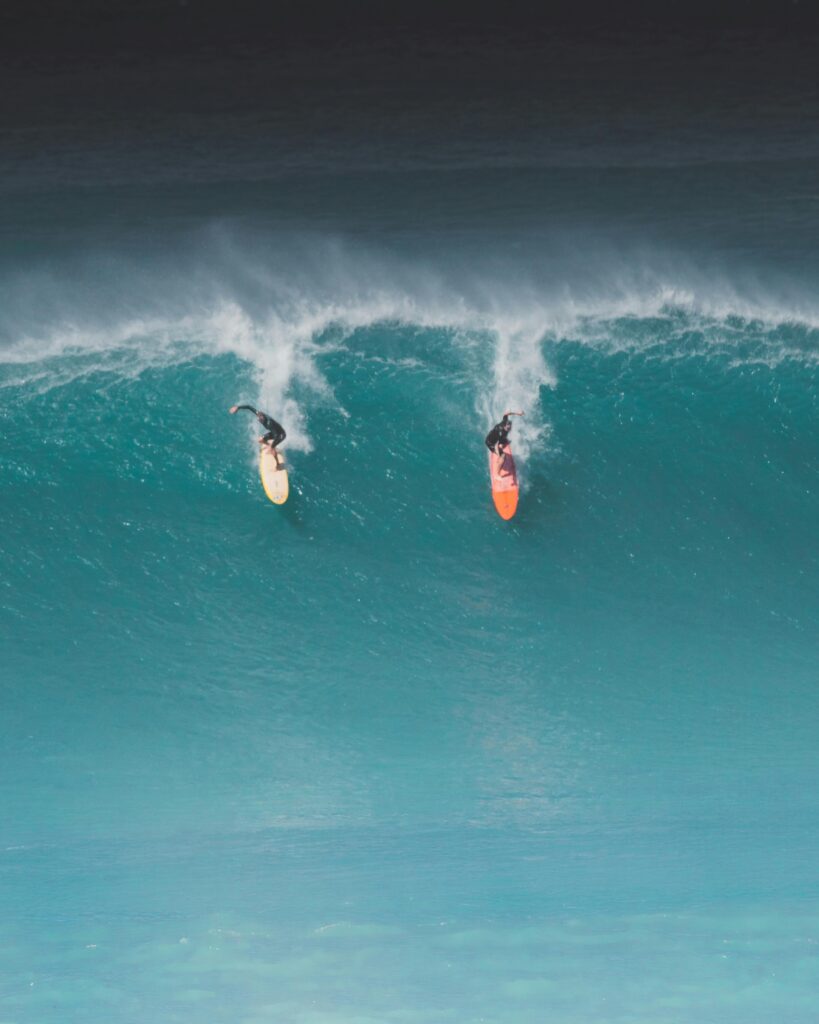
[485,411,523,468]
[230,404,287,467]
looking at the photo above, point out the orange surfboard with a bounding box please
[488,446,519,520]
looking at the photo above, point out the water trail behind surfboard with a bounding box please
[478,324,554,468]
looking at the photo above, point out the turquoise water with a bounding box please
[3,33,819,1016]
[3,264,818,1019]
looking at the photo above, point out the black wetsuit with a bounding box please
[485,416,511,454]
[234,405,286,447]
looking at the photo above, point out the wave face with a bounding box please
[3,58,819,1018]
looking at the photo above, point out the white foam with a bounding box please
[1,233,817,454]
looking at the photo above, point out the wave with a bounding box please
[1,231,817,458]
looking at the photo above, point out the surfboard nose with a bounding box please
[259,449,290,504]
[488,449,519,520]
[492,489,519,520]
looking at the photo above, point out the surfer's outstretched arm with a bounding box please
[230,404,257,415]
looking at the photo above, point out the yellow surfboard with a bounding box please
[259,447,289,505]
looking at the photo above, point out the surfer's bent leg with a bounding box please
[262,430,285,466]
[263,428,285,447]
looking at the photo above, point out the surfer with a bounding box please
[485,411,523,472]
[230,404,286,467]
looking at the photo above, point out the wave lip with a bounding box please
[2,234,818,458]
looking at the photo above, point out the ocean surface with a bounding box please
[2,18,819,1023]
